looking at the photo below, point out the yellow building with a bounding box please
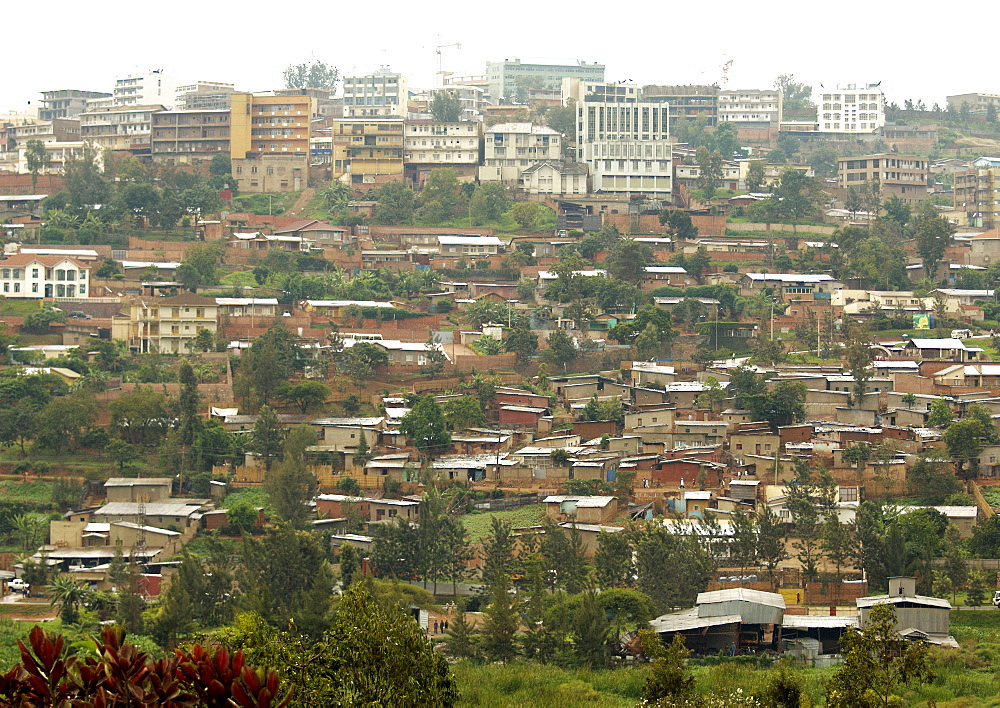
[331,118,404,185]
[229,93,314,193]
[112,292,218,353]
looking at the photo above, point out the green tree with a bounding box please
[573,588,610,668]
[826,603,933,707]
[660,209,699,239]
[250,405,285,471]
[110,387,170,446]
[481,574,519,663]
[177,361,201,447]
[746,160,767,193]
[468,182,511,225]
[907,455,962,503]
[695,146,723,200]
[34,393,96,452]
[441,395,485,431]
[283,60,339,90]
[504,325,538,363]
[24,139,50,193]
[606,239,653,286]
[48,577,90,624]
[774,74,813,111]
[927,399,954,427]
[713,121,740,159]
[106,438,140,472]
[481,517,515,597]
[336,341,389,388]
[640,631,695,703]
[544,329,578,370]
[400,395,451,456]
[844,334,874,406]
[445,600,480,661]
[773,168,824,228]
[594,531,633,589]
[374,181,417,225]
[266,454,318,528]
[430,91,462,122]
[913,201,956,277]
[943,417,987,480]
[277,380,330,414]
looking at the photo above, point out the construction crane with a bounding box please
[720,60,733,88]
[435,42,462,80]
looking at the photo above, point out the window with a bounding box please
[31,269,38,278]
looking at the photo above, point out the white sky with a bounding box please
[4,0,992,113]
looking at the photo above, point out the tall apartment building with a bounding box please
[39,90,111,120]
[946,93,1000,113]
[479,123,562,183]
[113,293,218,354]
[576,84,672,197]
[229,93,314,193]
[837,153,928,204]
[114,71,177,108]
[175,81,236,110]
[955,157,1000,229]
[151,108,231,165]
[79,104,165,154]
[13,141,96,175]
[404,120,482,185]
[486,58,604,104]
[342,69,409,118]
[818,84,885,134]
[8,119,80,147]
[331,118,405,186]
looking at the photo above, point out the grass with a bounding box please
[452,662,645,707]
[0,300,44,317]
[461,504,546,543]
[220,488,271,510]
[0,480,55,503]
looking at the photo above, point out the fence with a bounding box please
[473,493,540,512]
[727,223,837,235]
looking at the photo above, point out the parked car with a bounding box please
[8,578,29,593]
[68,311,92,320]
[992,590,1000,608]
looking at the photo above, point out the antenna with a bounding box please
[720,60,733,88]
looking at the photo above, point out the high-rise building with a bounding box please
[404,120,482,185]
[151,108,232,166]
[479,123,562,183]
[79,104,165,154]
[487,58,604,104]
[114,71,177,108]
[342,69,409,118]
[175,82,236,111]
[331,118,405,186]
[575,83,672,197]
[818,83,885,134]
[229,93,314,193]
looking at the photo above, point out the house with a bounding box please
[901,339,981,363]
[650,587,785,654]
[103,478,173,503]
[0,254,91,298]
[301,300,396,317]
[543,496,618,524]
[112,293,219,354]
[519,161,589,196]
[368,498,420,524]
[479,123,562,183]
[273,220,350,247]
[436,235,503,257]
[228,232,312,252]
[214,298,280,318]
[91,501,207,529]
[856,577,957,647]
[642,266,692,290]
[739,273,841,300]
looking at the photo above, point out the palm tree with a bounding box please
[11,513,48,552]
[49,577,90,623]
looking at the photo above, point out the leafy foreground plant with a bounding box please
[0,624,289,707]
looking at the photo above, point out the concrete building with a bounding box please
[642,85,719,125]
[576,86,673,197]
[8,119,81,147]
[342,69,409,118]
[331,118,405,186]
[717,89,782,129]
[428,85,485,122]
[175,81,236,110]
[520,161,589,195]
[113,292,219,353]
[39,90,110,120]
[12,141,95,175]
[954,158,1000,229]
[837,154,928,205]
[0,254,91,298]
[486,58,604,103]
[151,108,231,165]
[818,83,886,134]
[113,71,176,108]
[228,93,313,193]
[479,123,561,183]
[946,93,1000,113]
[403,120,482,185]
[79,104,164,154]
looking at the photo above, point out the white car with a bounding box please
[992,590,1000,608]
[8,578,29,593]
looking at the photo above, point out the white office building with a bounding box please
[114,71,177,108]
[819,83,886,134]
[342,68,409,118]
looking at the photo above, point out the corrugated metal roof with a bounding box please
[697,588,786,609]
[650,608,742,633]
[782,615,858,629]
[857,595,951,609]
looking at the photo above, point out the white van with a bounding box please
[951,329,972,340]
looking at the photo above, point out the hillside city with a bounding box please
[2,57,1000,704]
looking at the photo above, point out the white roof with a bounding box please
[745,273,834,283]
[906,338,969,349]
[857,594,951,609]
[684,491,712,500]
[537,269,606,280]
[437,235,503,246]
[215,298,279,306]
[305,300,395,308]
[933,289,994,297]
[697,587,786,608]
[121,261,181,269]
[542,495,616,507]
[644,266,688,274]
[21,248,99,258]
[783,615,858,629]
[489,122,560,135]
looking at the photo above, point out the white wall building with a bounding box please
[479,123,562,183]
[404,121,482,171]
[819,83,886,134]
[0,254,91,298]
[343,68,409,118]
[718,89,782,128]
[577,89,672,196]
[520,161,588,195]
[114,71,177,109]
